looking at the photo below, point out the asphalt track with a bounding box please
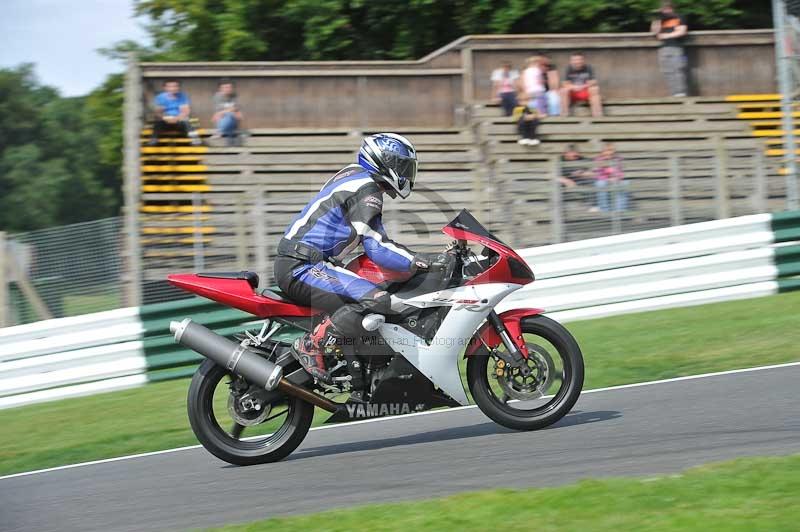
[2,364,799,532]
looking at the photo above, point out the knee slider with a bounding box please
[363,290,391,314]
[329,305,367,337]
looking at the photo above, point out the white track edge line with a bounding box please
[2,360,798,482]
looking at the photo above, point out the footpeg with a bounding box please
[362,314,385,331]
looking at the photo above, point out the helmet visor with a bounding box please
[383,153,417,190]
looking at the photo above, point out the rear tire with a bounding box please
[187,359,314,465]
[467,315,584,431]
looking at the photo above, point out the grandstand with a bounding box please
[139,97,783,276]
[139,127,484,286]
[125,30,789,301]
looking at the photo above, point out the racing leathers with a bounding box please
[274,164,431,382]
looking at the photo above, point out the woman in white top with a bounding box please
[521,56,547,116]
[491,61,520,116]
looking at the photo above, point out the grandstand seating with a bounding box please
[472,96,782,242]
[728,94,800,157]
[138,96,786,280]
[139,127,484,279]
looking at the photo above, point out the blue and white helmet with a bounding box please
[357,133,417,199]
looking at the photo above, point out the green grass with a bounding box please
[207,453,800,532]
[1,291,798,476]
[62,291,121,316]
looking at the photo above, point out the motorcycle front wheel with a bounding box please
[467,315,584,431]
[187,359,314,465]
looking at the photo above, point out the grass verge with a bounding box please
[206,453,800,532]
[1,291,798,476]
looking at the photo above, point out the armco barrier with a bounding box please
[0,308,146,408]
[772,210,800,292]
[1,210,799,409]
[497,213,793,321]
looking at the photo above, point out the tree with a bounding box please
[0,66,116,232]
[0,0,773,232]
[130,0,767,63]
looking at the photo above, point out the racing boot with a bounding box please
[291,317,340,383]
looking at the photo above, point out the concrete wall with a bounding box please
[138,30,776,129]
[467,31,776,101]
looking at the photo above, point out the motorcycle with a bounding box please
[168,209,584,465]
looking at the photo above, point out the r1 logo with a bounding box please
[453,302,484,312]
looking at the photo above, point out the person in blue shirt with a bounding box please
[149,79,201,145]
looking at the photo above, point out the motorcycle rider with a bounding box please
[274,133,450,383]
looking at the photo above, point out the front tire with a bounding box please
[187,359,314,465]
[467,315,584,431]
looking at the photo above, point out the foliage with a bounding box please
[0,0,772,231]
[0,66,120,232]
[130,0,769,62]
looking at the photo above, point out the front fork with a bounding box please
[486,311,532,376]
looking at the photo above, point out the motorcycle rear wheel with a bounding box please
[187,359,314,465]
[467,315,584,431]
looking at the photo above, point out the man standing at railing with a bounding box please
[651,1,689,97]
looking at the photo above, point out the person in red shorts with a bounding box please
[560,52,603,118]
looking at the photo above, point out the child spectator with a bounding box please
[491,61,520,116]
[592,143,628,212]
[149,79,201,146]
[513,103,541,146]
[560,144,592,188]
[539,53,561,116]
[651,1,689,97]
[560,52,603,118]
[212,79,244,146]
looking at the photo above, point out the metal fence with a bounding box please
[0,218,128,326]
[494,146,784,245]
[773,0,800,208]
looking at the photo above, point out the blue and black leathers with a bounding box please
[274,165,419,336]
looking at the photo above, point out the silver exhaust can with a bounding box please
[170,318,283,390]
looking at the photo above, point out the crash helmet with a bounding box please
[357,133,418,199]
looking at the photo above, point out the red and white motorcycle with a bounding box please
[168,209,584,465]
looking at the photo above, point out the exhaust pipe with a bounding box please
[170,318,338,412]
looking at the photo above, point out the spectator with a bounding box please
[514,103,541,146]
[521,56,547,116]
[651,1,689,97]
[538,53,561,116]
[149,79,201,146]
[560,52,603,118]
[592,143,628,212]
[212,79,244,146]
[560,144,592,188]
[491,61,520,116]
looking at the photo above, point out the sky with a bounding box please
[0,0,150,96]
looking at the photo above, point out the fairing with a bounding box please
[345,255,413,285]
[464,307,545,358]
[442,210,534,286]
[378,282,524,405]
[347,209,534,287]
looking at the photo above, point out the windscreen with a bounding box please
[444,209,509,247]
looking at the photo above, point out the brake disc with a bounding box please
[496,343,556,400]
[227,389,273,426]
